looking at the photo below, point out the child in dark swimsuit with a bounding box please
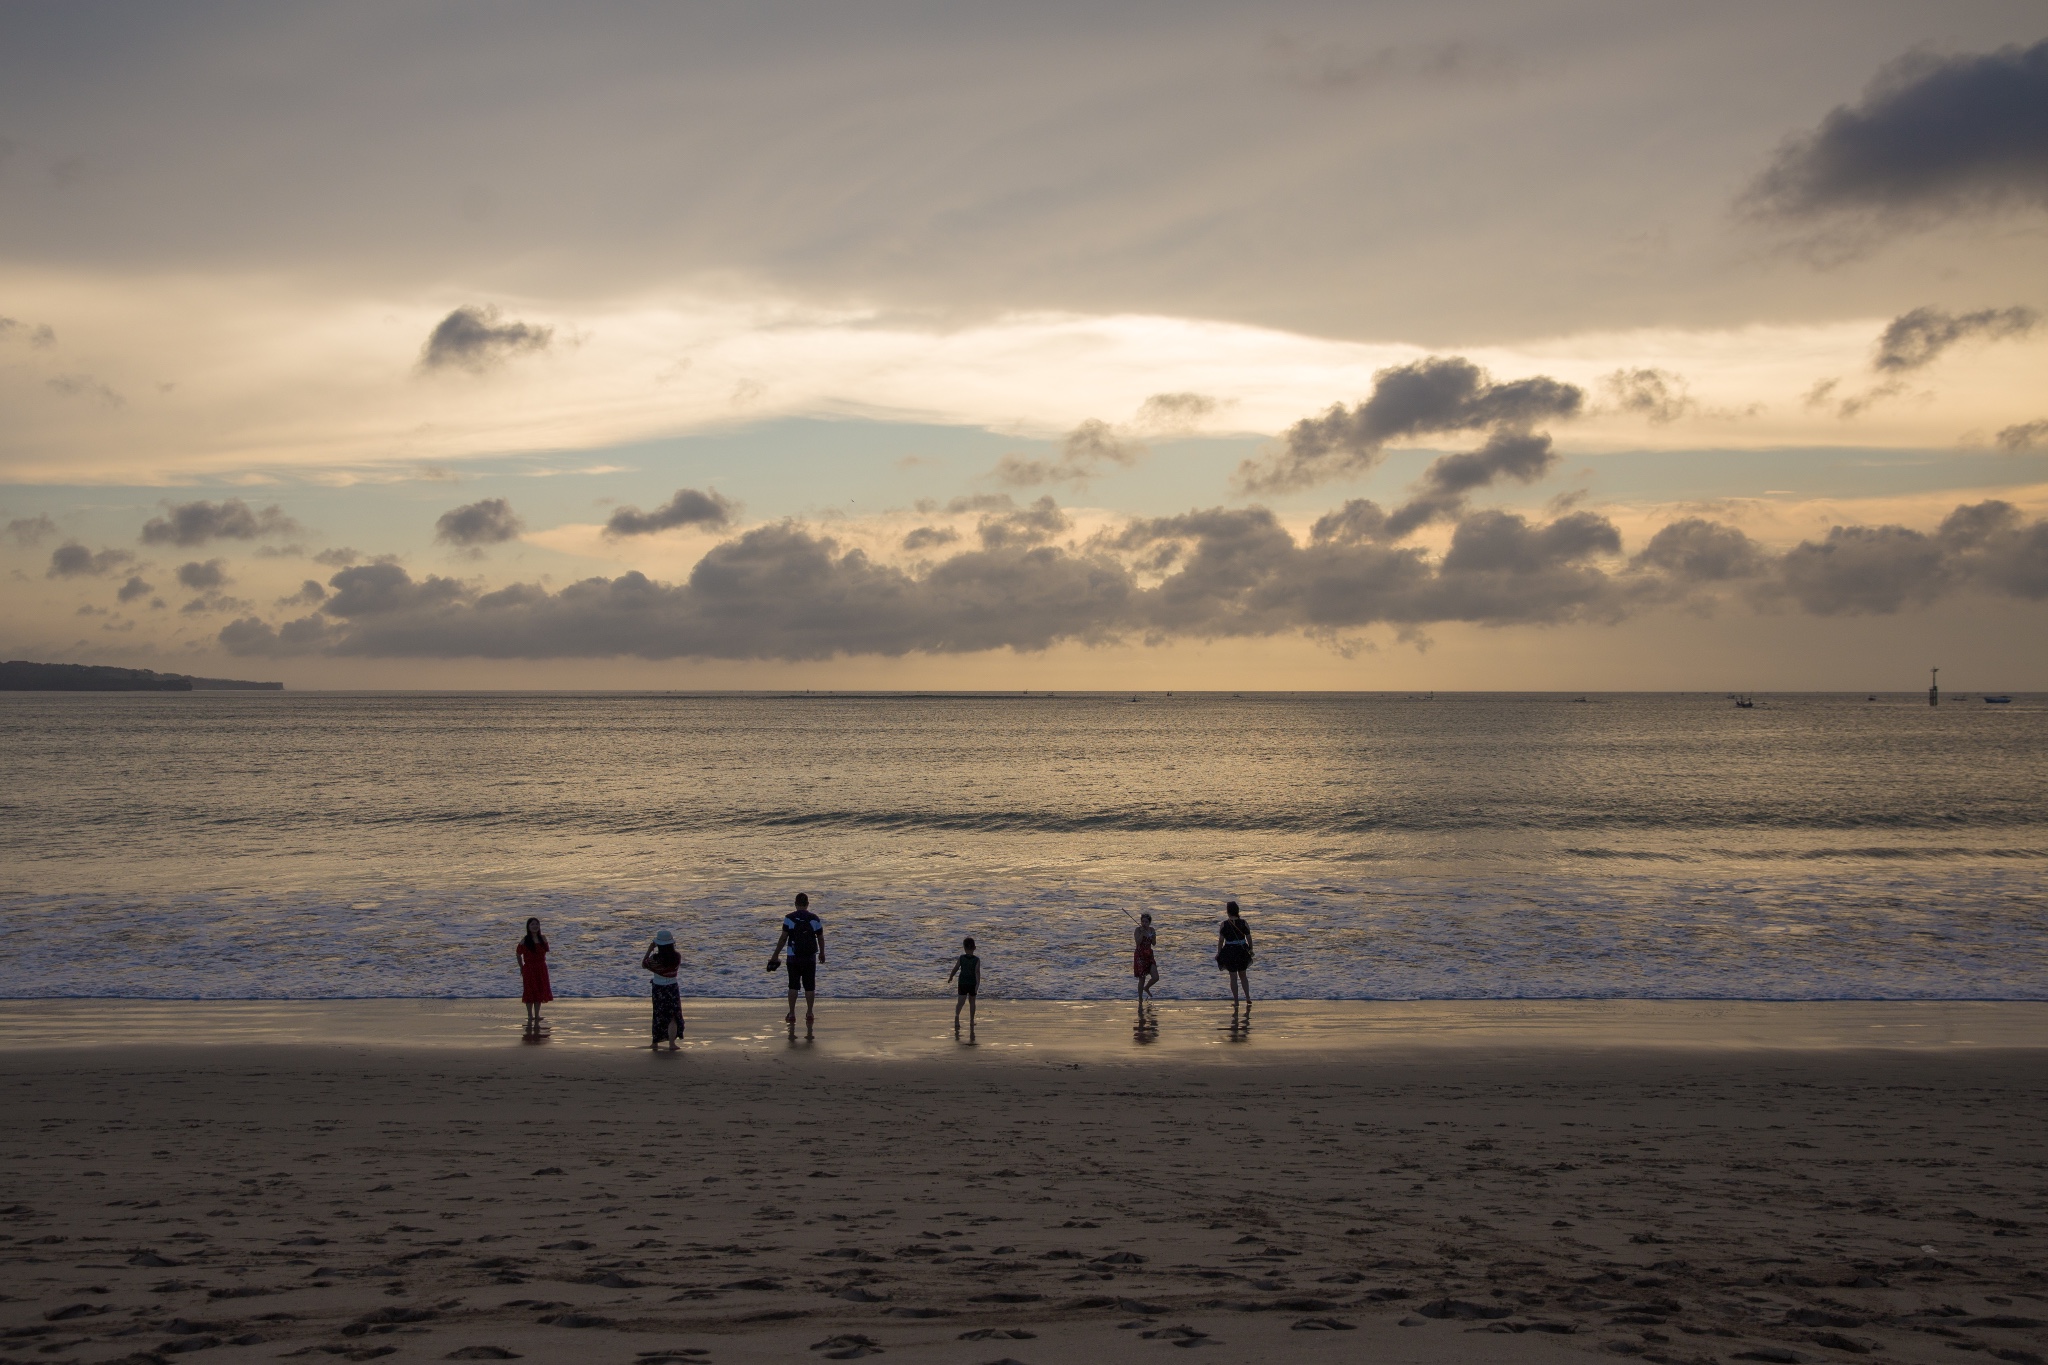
[946,936,980,1031]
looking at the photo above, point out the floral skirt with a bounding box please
[651,983,683,1040]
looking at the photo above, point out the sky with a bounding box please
[3,0,2045,690]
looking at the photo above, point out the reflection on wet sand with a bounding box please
[1133,1002,1159,1045]
[1223,1001,1251,1043]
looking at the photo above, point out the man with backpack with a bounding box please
[768,892,826,1032]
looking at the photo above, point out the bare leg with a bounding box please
[804,987,816,1034]
[967,994,976,1027]
[954,996,964,1028]
[786,986,798,1024]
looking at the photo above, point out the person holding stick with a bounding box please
[1132,911,1160,1001]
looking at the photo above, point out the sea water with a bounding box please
[1,691,2042,1001]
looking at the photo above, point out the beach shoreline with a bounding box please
[3,1013,2046,1365]
[3,997,2046,1055]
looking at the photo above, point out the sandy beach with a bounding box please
[2,1002,2045,1365]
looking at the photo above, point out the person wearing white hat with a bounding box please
[641,929,683,1051]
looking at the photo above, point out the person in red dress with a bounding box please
[516,918,552,1030]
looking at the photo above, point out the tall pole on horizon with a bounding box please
[1929,666,1939,707]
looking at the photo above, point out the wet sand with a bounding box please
[2,1002,2045,1365]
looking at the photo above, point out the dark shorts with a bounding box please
[785,959,816,992]
[957,981,978,997]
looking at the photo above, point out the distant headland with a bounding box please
[0,660,283,692]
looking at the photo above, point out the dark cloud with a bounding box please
[1746,40,2048,223]
[1309,499,1390,545]
[176,559,228,590]
[1996,419,2048,451]
[1629,518,1767,582]
[215,494,2048,661]
[1936,499,2048,600]
[140,498,299,547]
[1873,305,2037,370]
[993,419,1144,487]
[1603,367,1696,423]
[218,614,335,658]
[276,579,327,607]
[604,487,736,537]
[323,561,469,617]
[976,496,1069,550]
[433,497,524,547]
[47,542,133,577]
[901,525,960,552]
[418,305,552,372]
[1240,356,1583,492]
[1771,523,1952,614]
[180,591,250,615]
[8,514,57,547]
[116,574,153,603]
[1299,427,1565,544]
[312,546,363,566]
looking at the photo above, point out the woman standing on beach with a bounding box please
[1216,901,1253,1004]
[642,929,684,1051]
[1133,912,1160,1001]
[516,918,551,1030]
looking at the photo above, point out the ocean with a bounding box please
[2,691,2042,1002]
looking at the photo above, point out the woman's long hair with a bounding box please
[522,920,545,950]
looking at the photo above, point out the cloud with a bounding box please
[1745,39,2048,224]
[975,496,1070,550]
[1873,305,2037,371]
[47,542,133,577]
[993,419,1146,488]
[419,305,553,372]
[8,514,57,547]
[312,546,363,566]
[433,497,525,547]
[140,498,300,547]
[116,574,153,603]
[1133,392,1220,433]
[1629,518,1767,582]
[603,487,736,537]
[176,559,229,590]
[1995,419,2048,451]
[1238,356,1583,492]
[218,614,336,658]
[901,526,960,552]
[1755,500,2048,614]
[276,579,328,607]
[217,493,2048,663]
[45,374,123,409]
[180,591,251,615]
[1603,367,1696,424]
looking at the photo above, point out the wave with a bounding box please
[25,803,2048,838]
[1566,845,2048,862]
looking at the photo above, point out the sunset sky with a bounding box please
[4,1,2045,689]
